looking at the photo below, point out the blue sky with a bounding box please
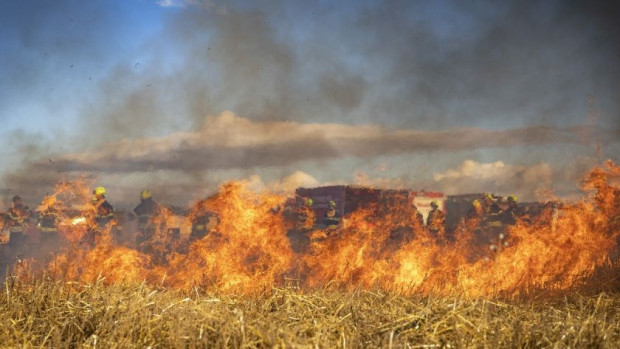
[1,0,618,206]
[1,0,163,131]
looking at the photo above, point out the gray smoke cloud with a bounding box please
[1,0,619,206]
[32,113,620,174]
[75,0,620,143]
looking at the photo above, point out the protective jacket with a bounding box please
[8,205,29,233]
[296,206,315,230]
[134,198,157,228]
[95,199,114,226]
[323,209,341,230]
[426,208,445,233]
[38,210,59,233]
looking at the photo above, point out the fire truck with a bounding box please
[294,185,446,227]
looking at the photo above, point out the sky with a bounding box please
[0,0,619,208]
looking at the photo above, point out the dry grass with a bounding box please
[0,277,618,348]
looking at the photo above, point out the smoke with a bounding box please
[1,0,619,206]
[4,111,613,206]
[24,111,619,175]
[71,0,620,142]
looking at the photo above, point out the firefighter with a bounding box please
[465,199,485,240]
[37,204,60,250]
[483,194,502,216]
[134,189,158,249]
[501,195,519,226]
[82,187,114,247]
[93,186,114,227]
[323,200,341,231]
[7,196,30,249]
[411,204,424,228]
[481,194,503,245]
[189,211,213,243]
[467,199,483,219]
[296,198,315,231]
[426,200,445,236]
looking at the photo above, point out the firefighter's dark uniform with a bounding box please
[134,197,157,248]
[426,207,445,236]
[465,203,484,240]
[37,209,60,249]
[82,197,114,247]
[95,199,114,227]
[412,209,424,228]
[501,201,518,226]
[8,204,29,248]
[323,208,341,231]
[296,205,315,231]
[481,201,503,241]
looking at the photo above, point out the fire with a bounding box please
[71,217,86,225]
[7,161,619,298]
[161,182,294,293]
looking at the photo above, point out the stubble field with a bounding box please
[1,277,619,348]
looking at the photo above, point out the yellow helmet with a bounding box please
[306,198,313,206]
[473,199,481,208]
[94,186,106,196]
[508,195,517,202]
[141,190,152,199]
[430,200,439,208]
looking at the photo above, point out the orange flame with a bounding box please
[10,162,619,298]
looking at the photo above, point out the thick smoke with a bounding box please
[1,0,619,206]
[75,0,620,138]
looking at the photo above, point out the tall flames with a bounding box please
[9,162,619,298]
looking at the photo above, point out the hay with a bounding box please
[1,277,618,348]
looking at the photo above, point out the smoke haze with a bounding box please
[1,0,619,207]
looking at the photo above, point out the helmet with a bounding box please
[94,186,106,196]
[508,195,517,203]
[329,200,336,208]
[306,198,313,207]
[472,199,481,208]
[141,190,152,200]
[430,200,438,208]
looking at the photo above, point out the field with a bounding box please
[1,277,619,348]
[0,163,617,347]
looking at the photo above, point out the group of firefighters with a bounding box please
[284,193,519,247]
[1,187,150,251]
[1,186,523,260]
[0,186,226,263]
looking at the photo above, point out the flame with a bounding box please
[71,217,86,225]
[11,161,619,298]
[161,182,294,293]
